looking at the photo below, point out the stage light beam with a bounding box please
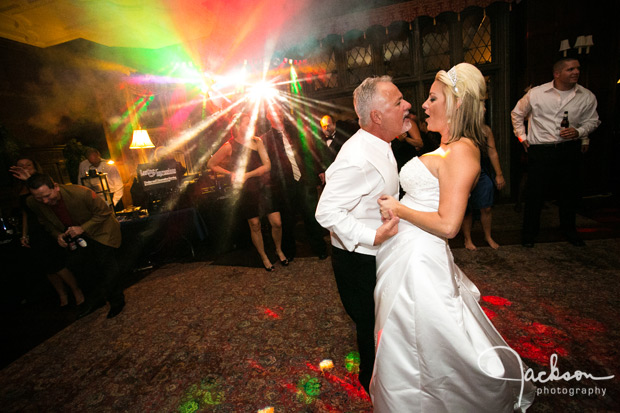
[247,81,278,102]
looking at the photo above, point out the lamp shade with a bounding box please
[130,129,155,149]
[559,39,570,51]
[583,35,594,54]
[559,39,570,57]
[574,36,587,48]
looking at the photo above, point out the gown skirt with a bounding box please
[371,210,536,412]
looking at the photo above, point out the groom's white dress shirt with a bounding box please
[315,128,399,256]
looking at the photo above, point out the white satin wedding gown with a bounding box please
[370,152,535,412]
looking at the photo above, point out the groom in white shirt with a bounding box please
[315,76,411,393]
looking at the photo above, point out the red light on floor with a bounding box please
[482,296,513,306]
[263,308,280,319]
[482,306,497,319]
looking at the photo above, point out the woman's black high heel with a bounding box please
[279,258,289,266]
[264,264,275,272]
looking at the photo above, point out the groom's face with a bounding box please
[375,82,412,141]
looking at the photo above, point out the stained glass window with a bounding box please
[384,39,411,77]
[346,45,373,85]
[421,21,450,73]
[310,48,338,91]
[463,10,492,65]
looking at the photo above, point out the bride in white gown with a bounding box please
[371,63,536,412]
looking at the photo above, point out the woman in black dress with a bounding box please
[207,113,288,271]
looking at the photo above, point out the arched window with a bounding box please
[345,30,373,86]
[383,22,412,78]
[420,17,450,73]
[463,8,492,65]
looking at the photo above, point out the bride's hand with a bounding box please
[378,195,399,219]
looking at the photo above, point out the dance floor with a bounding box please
[1,198,619,411]
[1,236,619,412]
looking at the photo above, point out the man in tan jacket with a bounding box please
[27,173,125,318]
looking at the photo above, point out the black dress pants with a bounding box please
[67,238,125,307]
[523,140,582,243]
[331,246,376,393]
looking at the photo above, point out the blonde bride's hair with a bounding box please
[435,62,487,148]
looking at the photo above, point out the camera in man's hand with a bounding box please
[63,234,87,250]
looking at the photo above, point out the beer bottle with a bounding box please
[560,111,569,130]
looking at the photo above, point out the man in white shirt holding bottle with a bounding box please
[511,57,600,247]
[315,76,411,393]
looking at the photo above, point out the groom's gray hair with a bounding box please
[354,75,393,128]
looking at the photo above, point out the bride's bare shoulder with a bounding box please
[446,138,479,158]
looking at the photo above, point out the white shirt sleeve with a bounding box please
[105,164,124,205]
[576,93,600,140]
[78,160,90,182]
[511,91,532,142]
[315,161,379,251]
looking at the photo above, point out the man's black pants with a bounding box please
[331,246,376,393]
[523,139,582,243]
[67,238,125,307]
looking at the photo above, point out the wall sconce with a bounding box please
[574,35,594,54]
[129,129,155,149]
[559,39,571,57]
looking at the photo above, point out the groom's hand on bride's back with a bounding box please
[374,209,399,245]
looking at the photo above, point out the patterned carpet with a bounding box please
[1,238,619,412]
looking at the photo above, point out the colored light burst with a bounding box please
[319,359,334,371]
[178,376,225,411]
[305,359,370,401]
[296,374,321,404]
[113,44,354,221]
[344,352,360,374]
[477,294,612,367]
[248,81,278,102]
[482,295,513,306]
[261,306,282,319]
[289,66,301,96]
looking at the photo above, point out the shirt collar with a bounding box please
[542,80,582,94]
[358,128,393,155]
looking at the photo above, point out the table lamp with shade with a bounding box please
[130,129,154,163]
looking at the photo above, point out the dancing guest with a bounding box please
[207,113,288,271]
[315,76,408,393]
[26,173,125,319]
[374,63,535,411]
[317,114,354,186]
[262,104,327,261]
[319,115,348,155]
[461,124,506,250]
[10,157,84,307]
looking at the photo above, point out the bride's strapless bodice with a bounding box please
[399,154,439,212]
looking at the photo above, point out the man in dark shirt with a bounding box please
[317,115,357,184]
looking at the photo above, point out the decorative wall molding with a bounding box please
[318,0,512,38]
